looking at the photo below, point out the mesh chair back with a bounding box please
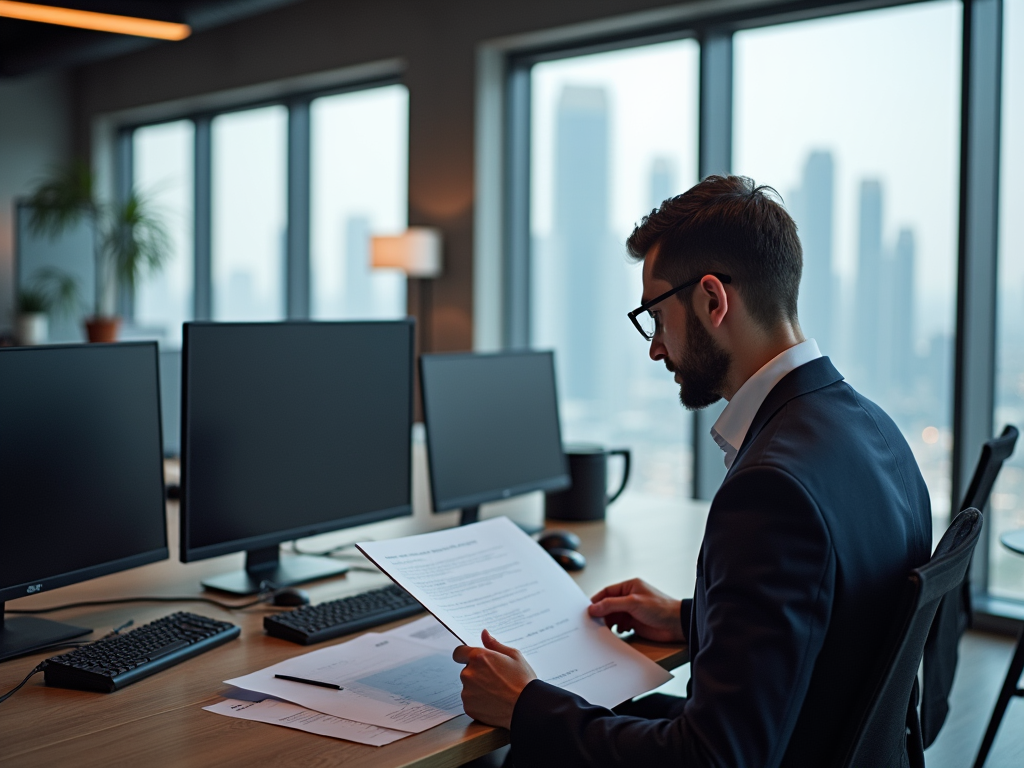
[922,425,1018,746]
[838,508,983,768]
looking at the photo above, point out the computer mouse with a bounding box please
[547,547,586,572]
[271,587,311,607]
[538,530,581,552]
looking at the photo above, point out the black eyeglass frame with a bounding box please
[627,272,732,340]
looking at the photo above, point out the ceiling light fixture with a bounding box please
[0,1,191,40]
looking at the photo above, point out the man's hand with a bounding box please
[452,630,537,729]
[588,578,685,643]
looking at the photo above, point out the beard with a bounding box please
[664,304,730,410]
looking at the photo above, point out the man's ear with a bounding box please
[698,275,729,329]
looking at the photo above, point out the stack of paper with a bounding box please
[358,517,673,709]
[204,614,462,746]
[206,516,673,746]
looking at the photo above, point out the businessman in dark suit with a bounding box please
[452,175,933,767]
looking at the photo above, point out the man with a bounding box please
[453,175,933,767]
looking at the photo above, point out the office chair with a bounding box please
[834,508,983,768]
[922,425,1019,746]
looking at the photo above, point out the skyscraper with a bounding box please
[794,151,835,355]
[855,179,884,394]
[886,228,916,392]
[553,85,609,403]
[649,156,676,211]
[343,215,373,318]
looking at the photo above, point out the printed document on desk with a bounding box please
[357,516,673,709]
[224,633,464,733]
[204,697,410,745]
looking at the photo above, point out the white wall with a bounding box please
[0,70,71,334]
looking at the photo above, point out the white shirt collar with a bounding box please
[710,339,822,469]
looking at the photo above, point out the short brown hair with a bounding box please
[626,175,802,330]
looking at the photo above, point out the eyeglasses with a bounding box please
[627,272,732,341]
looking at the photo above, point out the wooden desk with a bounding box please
[1,492,703,767]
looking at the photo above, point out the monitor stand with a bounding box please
[0,604,91,663]
[459,505,543,535]
[201,545,349,596]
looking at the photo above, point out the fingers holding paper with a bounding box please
[588,578,686,643]
[453,629,537,729]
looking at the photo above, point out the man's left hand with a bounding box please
[452,629,537,729]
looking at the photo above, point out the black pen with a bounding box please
[274,673,343,690]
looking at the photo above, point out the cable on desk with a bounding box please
[0,662,47,704]
[0,619,140,705]
[6,585,276,615]
[288,539,370,558]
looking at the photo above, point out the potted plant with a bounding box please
[15,287,48,345]
[15,267,81,346]
[26,161,171,343]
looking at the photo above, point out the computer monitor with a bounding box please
[419,350,570,526]
[0,343,168,662]
[180,321,414,595]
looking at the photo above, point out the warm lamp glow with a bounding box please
[0,1,191,40]
[372,228,443,278]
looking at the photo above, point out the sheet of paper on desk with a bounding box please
[224,633,463,733]
[357,516,673,710]
[203,697,410,746]
[382,614,461,652]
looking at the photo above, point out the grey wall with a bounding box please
[70,0,684,352]
[0,70,71,334]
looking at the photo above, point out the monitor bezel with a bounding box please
[419,349,571,514]
[178,320,416,564]
[0,342,169,604]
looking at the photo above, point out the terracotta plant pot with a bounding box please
[84,317,121,343]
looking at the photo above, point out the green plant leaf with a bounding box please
[103,190,172,293]
[26,160,96,237]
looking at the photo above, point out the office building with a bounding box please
[553,84,610,404]
[792,151,835,357]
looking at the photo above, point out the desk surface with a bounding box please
[2,491,704,768]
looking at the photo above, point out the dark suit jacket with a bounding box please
[510,357,933,768]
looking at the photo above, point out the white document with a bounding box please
[224,633,464,733]
[383,614,461,652]
[358,517,672,709]
[204,697,410,746]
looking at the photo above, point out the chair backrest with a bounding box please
[921,425,1019,746]
[837,508,984,768]
[960,425,1019,513]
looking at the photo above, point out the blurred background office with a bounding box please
[0,0,1021,760]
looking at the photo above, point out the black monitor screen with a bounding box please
[181,321,414,561]
[0,343,168,603]
[420,351,570,512]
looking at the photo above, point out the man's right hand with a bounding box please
[588,578,685,643]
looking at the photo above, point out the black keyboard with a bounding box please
[44,612,240,693]
[264,583,425,645]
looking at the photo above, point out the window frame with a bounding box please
[117,75,406,327]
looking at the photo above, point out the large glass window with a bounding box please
[132,120,194,347]
[530,40,700,503]
[992,0,1024,601]
[211,105,287,321]
[734,1,962,536]
[311,85,408,320]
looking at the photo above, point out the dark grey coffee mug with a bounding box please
[545,444,631,521]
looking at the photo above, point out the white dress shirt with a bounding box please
[710,338,823,469]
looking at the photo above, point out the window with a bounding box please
[733,1,962,537]
[211,105,288,321]
[132,120,194,347]
[992,0,1024,601]
[310,85,408,320]
[529,39,700,503]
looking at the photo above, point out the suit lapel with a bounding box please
[728,356,844,472]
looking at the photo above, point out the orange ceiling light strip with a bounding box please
[0,1,190,40]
